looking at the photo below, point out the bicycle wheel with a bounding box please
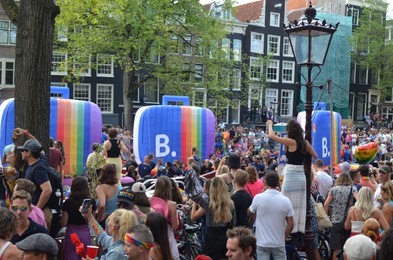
[318,234,331,260]
[181,242,201,260]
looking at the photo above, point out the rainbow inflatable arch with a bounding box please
[133,105,216,164]
[0,98,102,175]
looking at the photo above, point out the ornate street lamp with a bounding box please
[283,1,339,258]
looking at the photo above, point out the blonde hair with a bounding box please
[112,209,138,242]
[335,172,353,186]
[219,165,230,175]
[209,177,233,224]
[382,182,393,201]
[355,187,376,220]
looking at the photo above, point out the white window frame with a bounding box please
[283,37,293,57]
[350,60,356,83]
[232,69,241,91]
[96,54,114,77]
[267,35,280,55]
[73,83,91,101]
[182,35,192,56]
[357,63,368,84]
[233,39,242,61]
[57,26,68,42]
[219,69,230,90]
[282,61,295,83]
[270,12,280,27]
[222,38,231,60]
[73,56,91,76]
[0,60,15,87]
[265,89,278,109]
[230,99,240,124]
[266,59,279,83]
[248,85,263,110]
[250,57,263,81]
[280,89,294,116]
[51,82,67,88]
[250,32,264,54]
[193,88,207,107]
[0,21,16,45]
[348,8,360,26]
[51,52,67,76]
[143,77,160,104]
[96,84,114,113]
[195,37,204,56]
[194,64,204,83]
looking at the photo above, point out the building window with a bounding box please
[281,90,293,116]
[96,54,114,77]
[357,63,368,84]
[265,89,278,108]
[195,37,204,56]
[219,69,230,89]
[181,63,191,82]
[57,26,68,42]
[73,83,90,101]
[282,61,294,83]
[182,35,192,55]
[144,77,159,103]
[268,35,280,55]
[193,89,206,107]
[169,35,179,54]
[51,52,67,75]
[230,99,240,124]
[283,37,293,57]
[232,69,241,90]
[194,64,204,83]
[250,57,263,80]
[348,8,359,25]
[270,12,280,27]
[233,39,242,61]
[250,32,263,54]
[132,74,140,103]
[266,60,279,82]
[0,60,15,86]
[73,56,91,76]
[222,38,230,59]
[370,69,379,85]
[350,61,356,83]
[356,93,366,119]
[97,84,113,113]
[145,43,160,64]
[51,82,67,88]
[0,21,16,45]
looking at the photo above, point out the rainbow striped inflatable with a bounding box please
[0,98,102,175]
[133,105,215,164]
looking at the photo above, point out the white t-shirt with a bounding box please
[316,171,333,199]
[249,189,294,248]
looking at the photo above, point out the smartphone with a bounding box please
[81,199,92,213]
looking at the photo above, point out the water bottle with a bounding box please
[56,189,61,206]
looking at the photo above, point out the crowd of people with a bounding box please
[1,120,393,260]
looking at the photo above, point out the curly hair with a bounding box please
[0,207,17,240]
[209,177,234,224]
[286,120,307,154]
[98,163,118,185]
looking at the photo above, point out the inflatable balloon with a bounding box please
[223,132,230,140]
[0,98,102,175]
[354,142,378,164]
[133,105,215,164]
[330,163,360,175]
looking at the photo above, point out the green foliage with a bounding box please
[352,2,393,100]
[56,0,239,124]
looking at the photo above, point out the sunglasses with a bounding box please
[11,206,29,212]
[20,149,29,153]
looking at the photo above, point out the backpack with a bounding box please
[31,164,63,211]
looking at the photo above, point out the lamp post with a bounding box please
[283,1,338,258]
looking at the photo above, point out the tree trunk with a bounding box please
[123,71,134,131]
[13,0,59,156]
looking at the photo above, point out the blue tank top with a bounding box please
[104,185,122,216]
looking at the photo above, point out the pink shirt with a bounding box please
[245,179,264,198]
[29,205,47,228]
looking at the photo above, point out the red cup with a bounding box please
[87,245,99,258]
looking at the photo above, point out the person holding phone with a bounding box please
[62,177,96,260]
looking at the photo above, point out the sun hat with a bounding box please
[149,196,169,217]
[343,234,376,260]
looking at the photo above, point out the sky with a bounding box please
[199,0,393,19]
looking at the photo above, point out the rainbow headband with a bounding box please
[125,233,154,249]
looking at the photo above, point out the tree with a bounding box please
[56,0,237,130]
[0,0,60,153]
[352,2,393,112]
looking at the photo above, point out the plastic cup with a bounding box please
[87,245,99,258]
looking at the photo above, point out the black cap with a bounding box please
[17,139,43,153]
